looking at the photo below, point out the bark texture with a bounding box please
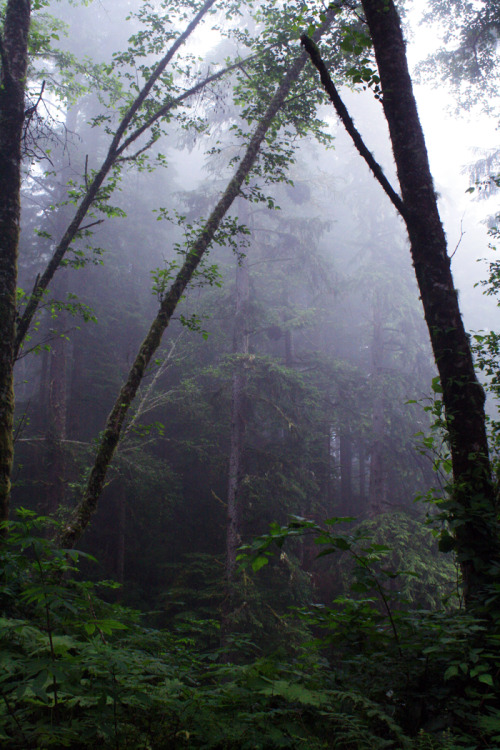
[302,0,500,603]
[368,296,387,516]
[300,33,405,218]
[225,254,250,588]
[360,0,500,603]
[0,0,31,524]
[57,39,322,550]
[339,430,353,512]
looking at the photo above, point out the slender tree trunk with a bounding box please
[57,28,332,549]
[368,294,387,516]
[67,340,84,440]
[358,440,366,506]
[282,288,294,366]
[339,430,353,513]
[360,0,500,603]
[302,3,500,603]
[325,428,333,510]
[0,0,31,526]
[223,251,250,638]
[45,283,68,515]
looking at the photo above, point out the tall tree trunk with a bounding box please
[116,492,126,587]
[320,427,334,512]
[358,440,367,506]
[57,23,335,549]
[0,0,31,526]
[360,0,500,603]
[282,288,294,366]
[368,294,387,516]
[45,279,68,515]
[339,430,353,513]
[223,251,250,640]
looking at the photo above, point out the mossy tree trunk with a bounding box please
[57,38,324,550]
[368,292,387,516]
[225,250,250,592]
[360,0,500,604]
[0,0,31,526]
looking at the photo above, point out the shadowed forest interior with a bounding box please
[2,0,500,747]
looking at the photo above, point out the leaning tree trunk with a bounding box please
[360,0,500,604]
[0,0,31,526]
[57,18,336,549]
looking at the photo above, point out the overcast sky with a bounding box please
[406,0,499,331]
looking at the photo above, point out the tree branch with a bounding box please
[14,0,218,359]
[300,34,407,220]
[56,12,337,550]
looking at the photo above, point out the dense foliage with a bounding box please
[3,509,499,750]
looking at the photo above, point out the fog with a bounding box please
[7,0,500,744]
[11,0,499,620]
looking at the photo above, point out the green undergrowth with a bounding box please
[1,510,499,749]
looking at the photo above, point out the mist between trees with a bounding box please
[1,0,500,747]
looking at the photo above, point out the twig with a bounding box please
[449,217,465,259]
[78,218,104,232]
[24,80,46,120]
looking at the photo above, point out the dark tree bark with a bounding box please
[302,0,500,604]
[116,492,126,586]
[221,247,251,654]
[324,428,333,511]
[0,0,31,525]
[45,311,68,515]
[360,0,500,604]
[368,293,387,516]
[225,247,250,589]
[302,0,500,603]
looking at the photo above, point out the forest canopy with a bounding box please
[1,0,500,747]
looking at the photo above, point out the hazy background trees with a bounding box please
[10,0,442,615]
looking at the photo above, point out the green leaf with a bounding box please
[478,673,494,686]
[251,556,269,572]
[444,665,459,680]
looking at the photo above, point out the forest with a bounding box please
[1,0,500,746]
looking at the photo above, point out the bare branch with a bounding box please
[449,217,465,259]
[78,218,104,232]
[300,34,406,220]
